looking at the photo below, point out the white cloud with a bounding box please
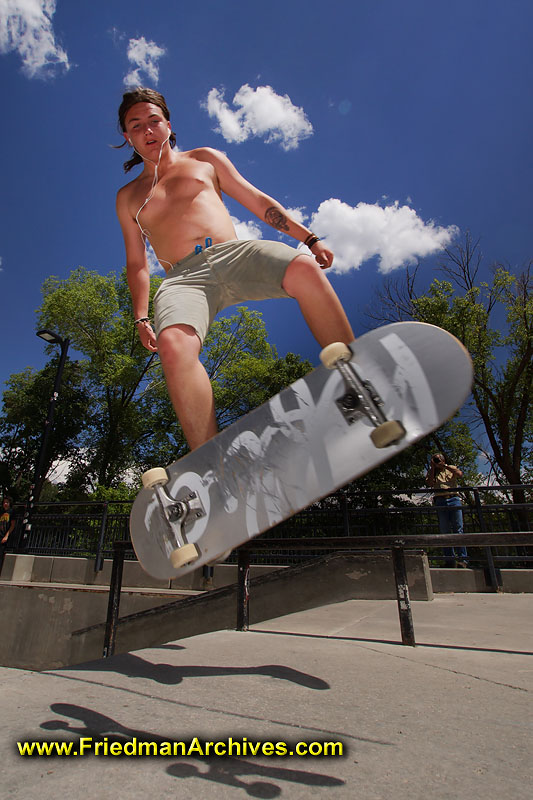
[205,85,313,151]
[310,199,458,273]
[286,207,308,226]
[231,216,263,241]
[123,36,166,87]
[146,242,164,274]
[0,0,69,78]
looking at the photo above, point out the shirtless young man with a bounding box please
[116,88,354,451]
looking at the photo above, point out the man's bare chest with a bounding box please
[130,161,218,224]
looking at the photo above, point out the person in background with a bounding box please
[426,454,469,568]
[0,496,16,576]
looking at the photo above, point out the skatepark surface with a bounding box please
[1,593,531,799]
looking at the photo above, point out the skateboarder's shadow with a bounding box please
[166,756,345,797]
[41,703,345,798]
[69,652,330,689]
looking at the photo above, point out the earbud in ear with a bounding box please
[128,138,133,145]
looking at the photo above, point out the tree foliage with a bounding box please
[369,234,532,499]
[0,358,89,500]
[204,309,312,430]
[35,266,163,492]
[1,267,312,498]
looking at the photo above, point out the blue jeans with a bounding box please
[434,495,468,563]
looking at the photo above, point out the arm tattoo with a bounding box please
[265,206,290,232]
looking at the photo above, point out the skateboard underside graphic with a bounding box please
[130,322,473,579]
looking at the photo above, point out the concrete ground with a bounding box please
[1,593,532,800]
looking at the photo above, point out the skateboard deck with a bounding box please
[130,322,473,579]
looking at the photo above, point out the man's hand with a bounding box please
[310,241,334,269]
[446,464,463,477]
[137,321,158,352]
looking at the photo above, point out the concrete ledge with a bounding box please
[431,567,533,593]
[0,584,196,671]
[0,551,431,670]
[10,555,35,582]
[2,550,432,599]
[2,553,532,595]
[0,553,281,591]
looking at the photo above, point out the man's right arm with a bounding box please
[116,187,158,352]
[1,518,15,544]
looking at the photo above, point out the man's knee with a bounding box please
[282,255,323,296]
[157,324,201,365]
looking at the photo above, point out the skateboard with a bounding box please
[130,322,473,579]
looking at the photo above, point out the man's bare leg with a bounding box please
[158,258,352,452]
[157,324,218,450]
[282,255,355,346]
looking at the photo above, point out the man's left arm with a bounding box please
[196,148,334,268]
[262,205,333,268]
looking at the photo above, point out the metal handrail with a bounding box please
[235,531,533,648]
[102,531,533,657]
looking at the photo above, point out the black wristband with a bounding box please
[304,234,320,248]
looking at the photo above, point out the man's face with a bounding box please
[123,102,171,156]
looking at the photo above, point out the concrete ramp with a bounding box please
[0,582,200,671]
[71,551,431,668]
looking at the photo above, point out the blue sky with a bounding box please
[1,0,532,393]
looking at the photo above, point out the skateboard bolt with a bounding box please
[341,393,358,410]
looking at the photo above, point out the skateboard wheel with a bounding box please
[370,420,406,448]
[142,467,169,489]
[320,342,352,369]
[170,543,199,569]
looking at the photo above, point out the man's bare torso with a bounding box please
[123,149,238,269]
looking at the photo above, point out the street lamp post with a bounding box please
[22,330,70,543]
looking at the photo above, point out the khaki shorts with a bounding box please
[153,239,299,343]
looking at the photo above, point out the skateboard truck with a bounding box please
[320,342,406,448]
[141,468,205,568]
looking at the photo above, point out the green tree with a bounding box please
[369,234,532,505]
[3,267,313,498]
[37,267,163,491]
[0,357,89,500]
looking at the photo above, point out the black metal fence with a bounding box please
[8,484,533,571]
[228,485,533,569]
[9,502,131,569]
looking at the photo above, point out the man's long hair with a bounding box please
[117,87,177,173]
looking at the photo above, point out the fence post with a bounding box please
[473,489,501,591]
[236,548,251,631]
[341,495,350,536]
[102,540,126,658]
[391,546,416,647]
[94,502,109,573]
